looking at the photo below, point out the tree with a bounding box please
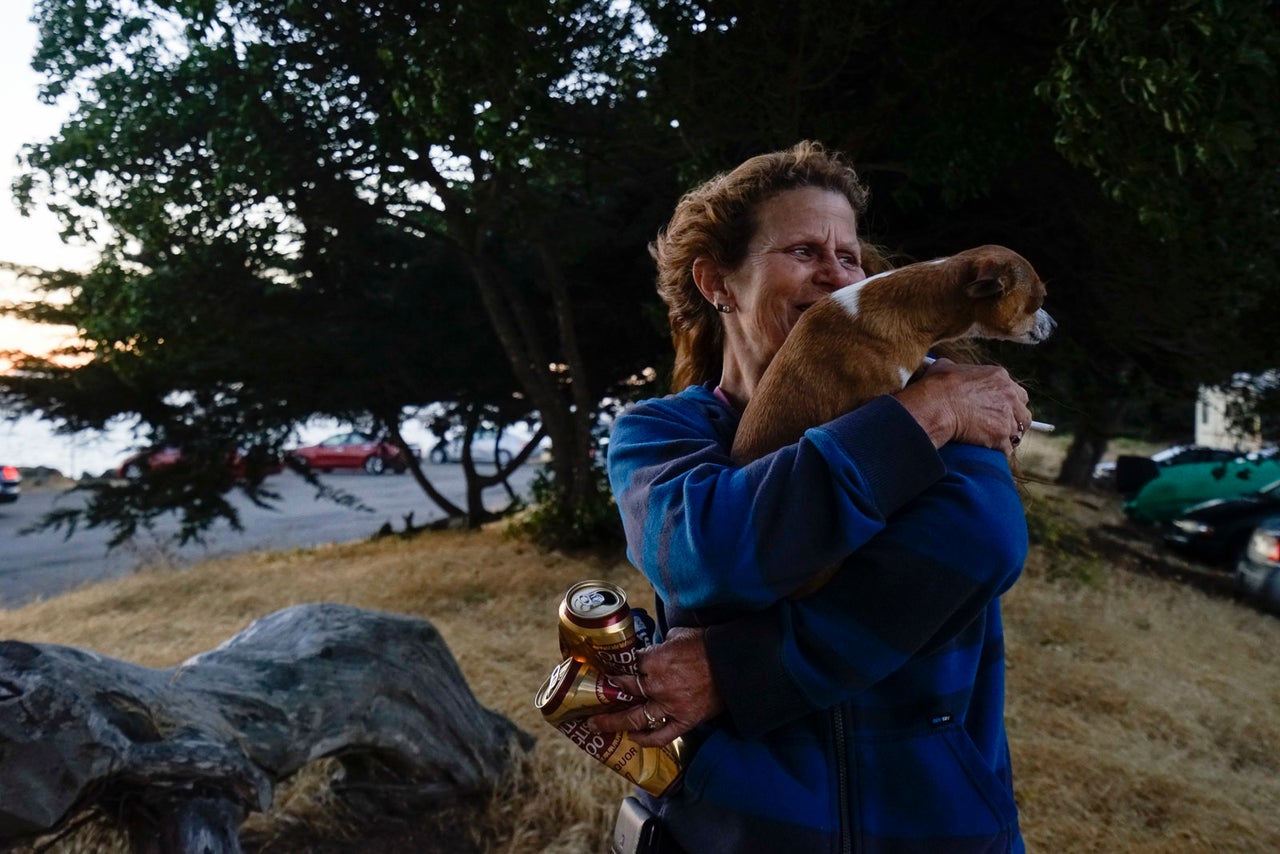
[5,0,673,544]
[10,0,1278,531]
[1036,0,1280,478]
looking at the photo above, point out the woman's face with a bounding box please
[715,187,866,376]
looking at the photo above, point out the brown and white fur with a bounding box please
[731,245,1055,465]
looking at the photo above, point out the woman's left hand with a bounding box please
[584,626,724,746]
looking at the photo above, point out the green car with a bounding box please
[1123,449,1280,524]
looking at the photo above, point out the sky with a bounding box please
[0,1,96,363]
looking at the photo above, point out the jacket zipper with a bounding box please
[834,703,853,854]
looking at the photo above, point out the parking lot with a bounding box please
[0,465,538,606]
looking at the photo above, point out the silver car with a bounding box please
[429,428,548,466]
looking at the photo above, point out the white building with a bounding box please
[1195,370,1278,450]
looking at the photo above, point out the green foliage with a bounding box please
[6,0,674,548]
[637,0,1063,207]
[509,464,623,552]
[1029,0,1280,465]
[1024,498,1109,587]
[1038,0,1280,236]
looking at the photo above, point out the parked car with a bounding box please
[428,427,548,466]
[1123,447,1280,524]
[287,431,416,475]
[116,448,284,481]
[1,466,20,504]
[1236,515,1280,613]
[117,445,283,480]
[1162,477,1280,564]
[1093,444,1238,494]
[117,446,183,479]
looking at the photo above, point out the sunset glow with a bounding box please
[0,3,99,375]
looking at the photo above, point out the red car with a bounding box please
[117,446,184,479]
[286,431,416,475]
[1,465,20,504]
[116,446,283,480]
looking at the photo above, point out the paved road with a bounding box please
[0,464,538,607]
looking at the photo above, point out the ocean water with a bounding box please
[0,415,139,478]
[0,413,443,478]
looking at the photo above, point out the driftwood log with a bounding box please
[0,603,534,851]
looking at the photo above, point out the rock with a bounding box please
[0,603,533,851]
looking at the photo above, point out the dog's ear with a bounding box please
[964,276,1007,299]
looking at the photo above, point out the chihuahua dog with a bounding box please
[731,244,1055,464]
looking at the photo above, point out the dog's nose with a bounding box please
[1034,310,1057,341]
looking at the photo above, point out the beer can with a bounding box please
[558,579,641,675]
[535,657,637,727]
[554,716,685,798]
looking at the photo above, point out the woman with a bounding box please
[589,141,1032,853]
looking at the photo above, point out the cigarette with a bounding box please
[919,358,1056,434]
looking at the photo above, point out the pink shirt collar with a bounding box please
[712,385,739,412]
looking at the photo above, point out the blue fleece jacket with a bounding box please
[607,385,1027,853]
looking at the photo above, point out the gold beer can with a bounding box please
[554,716,685,797]
[535,657,637,727]
[558,579,641,675]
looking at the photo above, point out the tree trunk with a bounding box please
[1055,395,1134,488]
[533,239,601,513]
[410,156,601,537]
[1057,427,1109,487]
[0,603,533,851]
[383,415,465,520]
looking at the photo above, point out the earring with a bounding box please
[716,304,734,314]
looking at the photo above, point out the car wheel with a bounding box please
[122,462,147,480]
[429,446,447,464]
[1231,534,1258,569]
[1260,568,1280,614]
[364,455,386,475]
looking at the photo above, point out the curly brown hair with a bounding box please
[650,141,881,392]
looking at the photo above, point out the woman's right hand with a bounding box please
[895,358,1032,453]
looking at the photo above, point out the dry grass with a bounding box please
[1,530,642,852]
[3,430,1278,852]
